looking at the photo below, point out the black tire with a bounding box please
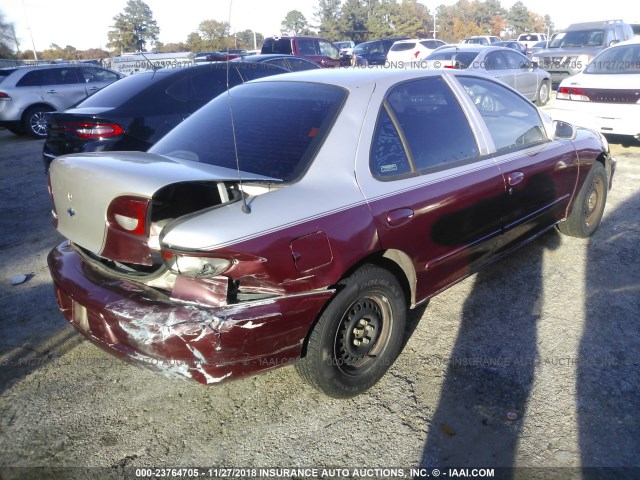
[296,264,406,398]
[557,162,607,238]
[536,80,551,106]
[22,106,52,138]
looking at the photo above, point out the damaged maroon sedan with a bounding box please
[47,69,614,398]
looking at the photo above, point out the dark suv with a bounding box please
[261,36,343,68]
[42,62,285,170]
[351,37,410,65]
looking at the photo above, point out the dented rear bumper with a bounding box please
[48,242,334,384]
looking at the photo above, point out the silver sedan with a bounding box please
[424,45,552,105]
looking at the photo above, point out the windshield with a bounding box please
[550,29,604,48]
[585,44,640,74]
[149,82,347,183]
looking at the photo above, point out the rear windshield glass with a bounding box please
[149,82,347,183]
[77,71,158,108]
[0,68,17,83]
[585,44,640,74]
[425,50,480,69]
[390,43,417,51]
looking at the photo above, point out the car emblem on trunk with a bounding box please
[67,208,76,217]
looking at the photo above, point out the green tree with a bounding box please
[195,19,231,51]
[281,10,313,36]
[1,8,18,57]
[235,29,264,50]
[341,0,369,42]
[107,0,160,53]
[315,0,343,40]
[394,0,432,38]
[507,1,531,35]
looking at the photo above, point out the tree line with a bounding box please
[1,0,553,61]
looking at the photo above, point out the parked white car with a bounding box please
[386,38,446,65]
[517,33,547,49]
[547,37,640,141]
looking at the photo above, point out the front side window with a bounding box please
[458,76,546,153]
[370,76,479,179]
[150,82,347,183]
[318,40,339,59]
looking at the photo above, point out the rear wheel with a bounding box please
[557,162,607,238]
[22,106,52,138]
[536,80,550,106]
[296,264,406,398]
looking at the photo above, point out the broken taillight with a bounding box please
[106,196,150,236]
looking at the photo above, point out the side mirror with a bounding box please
[553,120,576,140]
[608,39,621,47]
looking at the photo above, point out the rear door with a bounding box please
[356,75,505,304]
[484,50,516,90]
[41,67,87,110]
[504,50,538,100]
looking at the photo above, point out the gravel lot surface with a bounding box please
[0,121,638,480]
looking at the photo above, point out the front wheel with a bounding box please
[557,162,607,238]
[22,106,52,138]
[296,264,406,398]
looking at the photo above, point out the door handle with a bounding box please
[386,208,414,227]
[88,86,99,91]
[46,89,58,94]
[508,171,525,186]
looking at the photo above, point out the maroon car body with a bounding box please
[47,69,615,397]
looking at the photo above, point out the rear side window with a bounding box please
[150,82,347,183]
[78,66,120,83]
[262,38,293,55]
[391,43,416,52]
[370,76,479,178]
[16,70,45,87]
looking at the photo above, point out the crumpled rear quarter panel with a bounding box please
[48,242,334,384]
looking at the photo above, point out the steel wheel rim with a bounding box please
[334,293,392,375]
[584,175,604,226]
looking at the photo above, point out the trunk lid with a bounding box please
[49,152,277,263]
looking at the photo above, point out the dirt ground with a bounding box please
[0,125,638,480]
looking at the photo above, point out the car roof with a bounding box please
[245,64,478,91]
[237,54,313,62]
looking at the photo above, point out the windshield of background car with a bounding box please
[550,30,604,48]
[584,44,640,74]
[425,50,480,69]
[149,82,347,183]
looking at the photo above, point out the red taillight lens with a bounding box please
[556,86,590,102]
[106,196,150,236]
[0,91,10,100]
[55,122,124,139]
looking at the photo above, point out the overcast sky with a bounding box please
[0,0,635,52]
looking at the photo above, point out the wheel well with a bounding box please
[298,250,417,359]
[21,103,55,122]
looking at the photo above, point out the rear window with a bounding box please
[390,43,417,51]
[0,69,17,84]
[149,82,347,183]
[426,50,480,69]
[77,71,158,108]
[261,38,293,55]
